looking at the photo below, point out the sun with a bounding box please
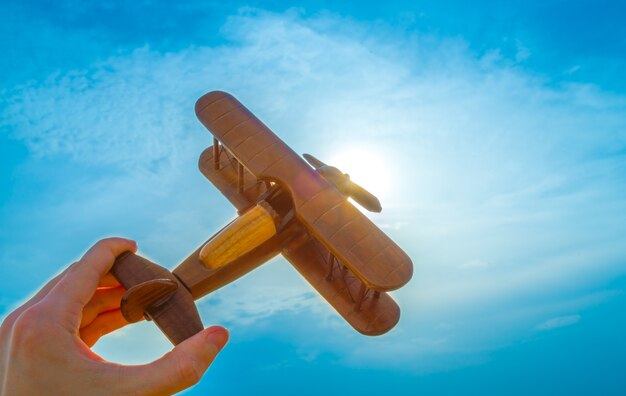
[326,146,394,208]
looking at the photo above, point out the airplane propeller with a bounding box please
[302,153,382,213]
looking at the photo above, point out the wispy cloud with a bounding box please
[2,8,626,372]
[536,315,581,331]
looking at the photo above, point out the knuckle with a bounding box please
[93,238,117,253]
[91,239,110,252]
[13,308,40,331]
[97,237,113,246]
[67,260,84,276]
[1,309,22,330]
[11,308,46,348]
[98,237,126,248]
[176,354,204,386]
[0,310,23,343]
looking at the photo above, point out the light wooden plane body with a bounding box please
[111,91,413,345]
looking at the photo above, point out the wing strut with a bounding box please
[237,161,244,193]
[325,248,373,312]
[213,138,220,170]
[355,282,368,312]
[326,250,335,281]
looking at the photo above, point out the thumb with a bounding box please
[121,326,229,396]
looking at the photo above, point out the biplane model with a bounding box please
[111,91,413,345]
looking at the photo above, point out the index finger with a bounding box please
[49,238,137,310]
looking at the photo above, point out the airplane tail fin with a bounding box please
[112,252,204,345]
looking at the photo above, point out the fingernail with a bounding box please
[206,326,229,351]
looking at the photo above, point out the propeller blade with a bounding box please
[303,153,327,169]
[121,279,178,323]
[347,181,382,212]
[303,153,382,212]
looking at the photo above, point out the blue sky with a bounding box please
[2,1,626,394]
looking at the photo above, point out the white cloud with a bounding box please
[458,259,489,271]
[196,264,324,328]
[2,8,626,373]
[536,315,581,331]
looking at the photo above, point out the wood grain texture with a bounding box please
[120,279,178,323]
[198,143,267,213]
[102,91,413,343]
[282,224,400,336]
[112,252,204,345]
[199,202,277,269]
[195,91,413,291]
[173,222,300,300]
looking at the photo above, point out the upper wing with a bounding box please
[196,91,413,291]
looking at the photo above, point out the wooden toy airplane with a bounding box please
[111,91,413,345]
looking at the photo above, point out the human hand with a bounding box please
[0,238,228,395]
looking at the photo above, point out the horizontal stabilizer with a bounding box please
[112,252,204,345]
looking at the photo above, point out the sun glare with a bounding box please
[326,146,394,209]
